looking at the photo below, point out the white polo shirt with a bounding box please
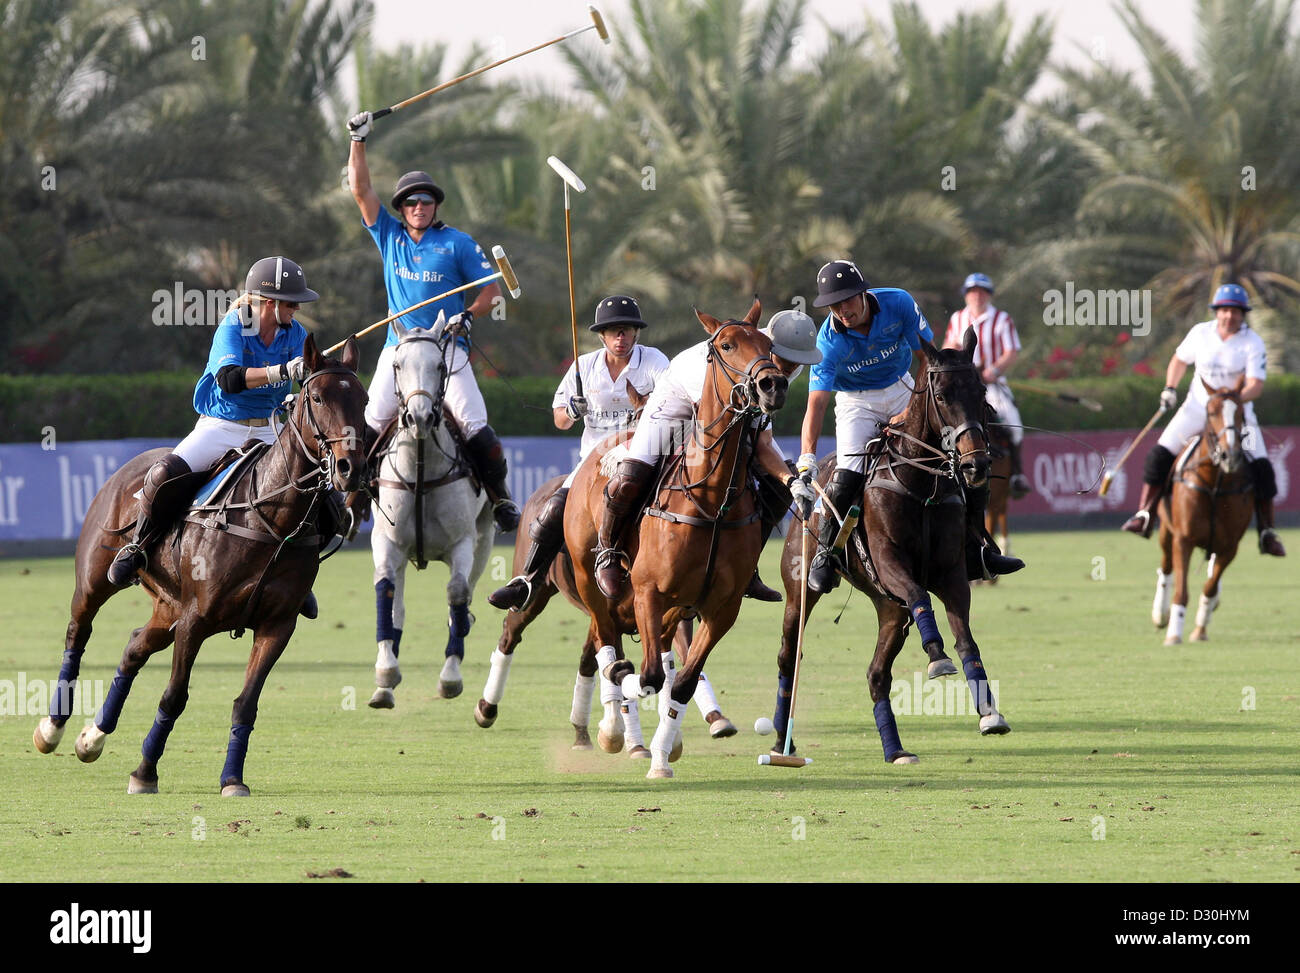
[1175,320,1267,406]
[553,343,670,459]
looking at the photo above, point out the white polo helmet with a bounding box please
[763,309,822,365]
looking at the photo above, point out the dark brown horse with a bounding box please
[1152,377,1255,644]
[567,300,788,778]
[773,329,1009,764]
[33,336,367,796]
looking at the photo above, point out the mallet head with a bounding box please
[547,156,587,193]
[589,5,610,44]
[758,755,812,768]
[492,245,522,299]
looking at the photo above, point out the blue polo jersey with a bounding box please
[192,307,308,420]
[809,287,934,392]
[364,207,495,348]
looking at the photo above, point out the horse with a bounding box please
[1152,377,1255,645]
[773,329,1009,765]
[32,335,367,795]
[567,299,788,778]
[367,320,496,707]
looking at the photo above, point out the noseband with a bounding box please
[922,361,989,470]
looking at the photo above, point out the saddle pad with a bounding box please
[190,442,269,509]
[1173,434,1203,479]
[191,464,238,507]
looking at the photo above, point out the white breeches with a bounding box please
[832,379,912,473]
[365,343,488,439]
[984,381,1023,446]
[173,415,277,472]
[625,388,693,466]
[1157,398,1265,460]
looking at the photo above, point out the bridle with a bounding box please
[876,360,990,494]
[1203,391,1244,474]
[701,325,784,429]
[392,331,451,437]
[275,365,361,494]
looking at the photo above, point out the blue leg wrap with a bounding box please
[392,628,402,659]
[910,597,942,648]
[962,655,996,715]
[141,707,177,763]
[874,698,905,762]
[446,603,472,659]
[220,723,254,786]
[375,579,396,643]
[95,667,136,734]
[50,649,83,725]
[773,671,793,737]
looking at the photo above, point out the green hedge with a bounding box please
[3,371,1298,442]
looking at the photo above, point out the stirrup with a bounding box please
[594,547,629,598]
[106,543,147,588]
[488,576,533,612]
[1121,509,1153,538]
[806,549,842,594]
[979,545,1024,580]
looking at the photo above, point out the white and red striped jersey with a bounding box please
[945,305,1020,380]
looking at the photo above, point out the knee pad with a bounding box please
[466,425,508,480]
[530,488,569,541]
[1143,445,1175,486]
[1251,457,1278,500]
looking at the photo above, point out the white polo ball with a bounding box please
[753,716,774,735]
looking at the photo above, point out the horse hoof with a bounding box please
[979,713,1011,735]
[571,724,593,750]
[75,725,106,763]
[1163,635,1182,646]
[597,726,624,754]
[368,688,395,709]
[668,734,683,763]
[628,745,651,760]
[891,752,919,765]
[438,679,464,700]
[221,783,251,797]
[127,774,158,794]
[474,699,497,728]
[1190,626,1208,641]
[33,717,64,754]
[708,716,737,739]
[375,666,401,689]
[602,659,634,684]
[927,659,958,679]
[646,767,674,779]
[1153,614,1169,628]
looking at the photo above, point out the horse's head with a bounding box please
[391,319,449,440]
[1202,375,1246,474]
[919,328,990,488]
[297,334,368,492]
[695,299,787,417]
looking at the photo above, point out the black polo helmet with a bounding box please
[813,259,871,307]
[244,256,319,303]
[391,170,446,212]
[591,295,648,331]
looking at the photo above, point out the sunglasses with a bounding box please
[402,193,436,207]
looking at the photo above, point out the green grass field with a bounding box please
[1,530,1296,882]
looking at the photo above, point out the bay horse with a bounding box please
[773,329,1009,764]
[1152,377,1254,644]
[368,320,495,707]
[32,336,367,795]
[567,300,788,778]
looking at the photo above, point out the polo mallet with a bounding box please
[1011,380,1103,413]
[760,525,813,769]
[324,245,520,356]
[547,155,587,397]
[1099,403,1167,496]
[367,7,610,122]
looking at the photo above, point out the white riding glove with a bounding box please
[447,310,473,337]
[796,452,818,482]
[566,396,589,421]
[265,357,305,385]
[348,111,372,141]
[788,475,816,521]
[1159,386,1178,410]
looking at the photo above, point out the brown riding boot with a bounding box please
[106,453,192,587]
[594,459,656,599]
[489,488,569,611]
[1256,498,1286,556]
[1121,481,1161,538]
[1008,440,1031,499]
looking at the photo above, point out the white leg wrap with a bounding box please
[1166,603,1186,642]
[375,640,398,671]
[1152,570,1172,627]
[1195,592,1219,629]
[570,672,596,726]
[596,645,621,704]
[650,697,688,772]
[482,649,513,705]
[657,652,675,721]
[621,700,645,748]
[692,670,721,719]
[622,672,649,699]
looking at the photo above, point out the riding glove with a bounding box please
[348,111,372,141]
[566,396,589,421]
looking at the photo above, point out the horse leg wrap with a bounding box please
[483,649,513,706]
[1195,592,1219,629]
[773,671,793,738]
[1166,603,1187,642]
[220,723,254,786]
[650,697,688,772]
[692,671,721,718]
[873,698,905,762]
[1152,570,1172,626]
[570,672,596,726]
[621,672,649,700]
[447,603,473,659]
[50,648,84,725]
[910,598,943,651]
[596,646,622,704]
[962,656,997,716]
[141,707,178,763]
[375,579,397,645]
[620,699,645,748]
[95,667,137,734]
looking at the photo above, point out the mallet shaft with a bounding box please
[1099,404,1167,496]
[564,196,583,399]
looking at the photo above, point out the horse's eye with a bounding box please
[312,393,322,404]
[934,392,945,404]
[720,342,732,351]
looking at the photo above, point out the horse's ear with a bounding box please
[625,378,648,411]
[303,333,321,371]
[339,336,359,372]
[920,337,939,362]
[695,307,723,335]
[962,327,978,360]
[393,318,409,341]
[1201,376,1215,396]
[743,297,761,326]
